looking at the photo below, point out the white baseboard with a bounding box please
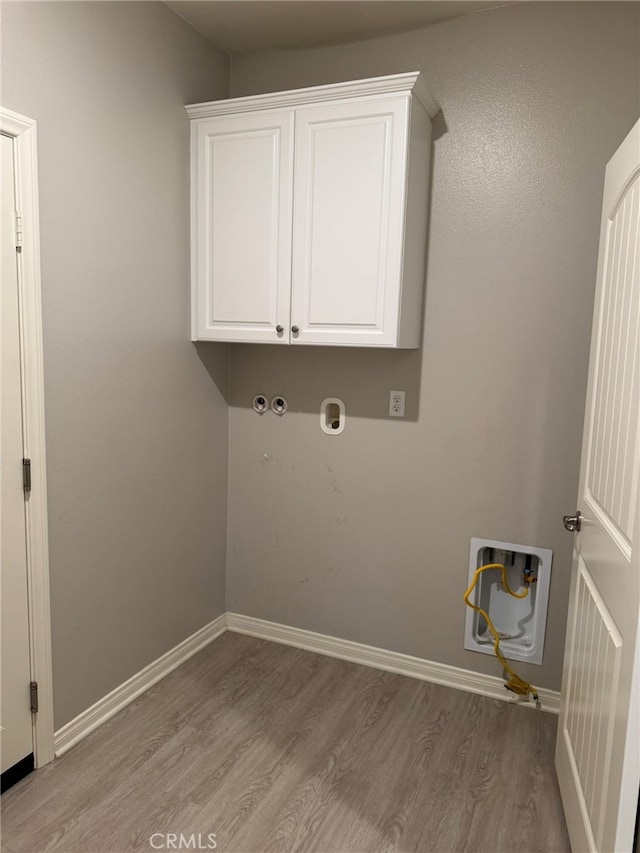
[226,612,561,714]
[54,610,560,758]
[54,613,227,757]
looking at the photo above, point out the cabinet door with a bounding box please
[192,111,293,342]
[291,97,409,346]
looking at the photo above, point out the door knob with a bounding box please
[563,511,582,533]
[276,325,284,334]
[291,325,299,334]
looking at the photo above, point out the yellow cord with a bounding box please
[463,563,541,709]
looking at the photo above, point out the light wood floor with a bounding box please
[2,633,570,853]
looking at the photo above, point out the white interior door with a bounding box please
[1,132,34,775]
[556,119,640,853]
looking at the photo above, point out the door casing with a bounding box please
[1,107,54,768]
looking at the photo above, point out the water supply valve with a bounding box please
[252,394,269,414]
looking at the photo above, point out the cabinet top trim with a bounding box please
[186,72,438,120]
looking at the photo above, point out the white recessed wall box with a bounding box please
[320,398,345,435]
[464,537,553,666]
[187,73,438,347]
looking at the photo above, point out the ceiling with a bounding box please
[165,1,514,56]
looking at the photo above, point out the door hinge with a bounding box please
[30,682,38,713]
[15,210,23,249]
[23,458,31,494]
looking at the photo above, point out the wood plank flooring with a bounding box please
[1,633,570,853]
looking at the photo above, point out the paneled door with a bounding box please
[290,97,409,346]
[191,110,294,343]
[1,132,34,777]
[556,119,640,853]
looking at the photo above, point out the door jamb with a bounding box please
[1,106,54,767]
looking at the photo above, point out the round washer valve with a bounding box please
[271,396,288,416]
[252,394,269,414]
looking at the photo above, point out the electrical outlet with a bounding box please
[389,390,405,417]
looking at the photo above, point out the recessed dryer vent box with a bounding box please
[464,537,552,666]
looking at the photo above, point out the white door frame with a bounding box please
[1,106,54,768]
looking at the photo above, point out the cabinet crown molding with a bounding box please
[186,72,438,120]
[189,72,434,347]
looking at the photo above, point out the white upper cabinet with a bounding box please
[187,73,437,347]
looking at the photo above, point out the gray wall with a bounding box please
[227,2,640,691]
[2,0,637,728]
[1,2,230,729]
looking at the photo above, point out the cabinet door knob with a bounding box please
[291,325,299,334]
[276,325,284,334]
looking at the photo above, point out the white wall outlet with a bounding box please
[389,390,405,417]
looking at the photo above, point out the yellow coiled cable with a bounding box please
[463,563,541,709]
